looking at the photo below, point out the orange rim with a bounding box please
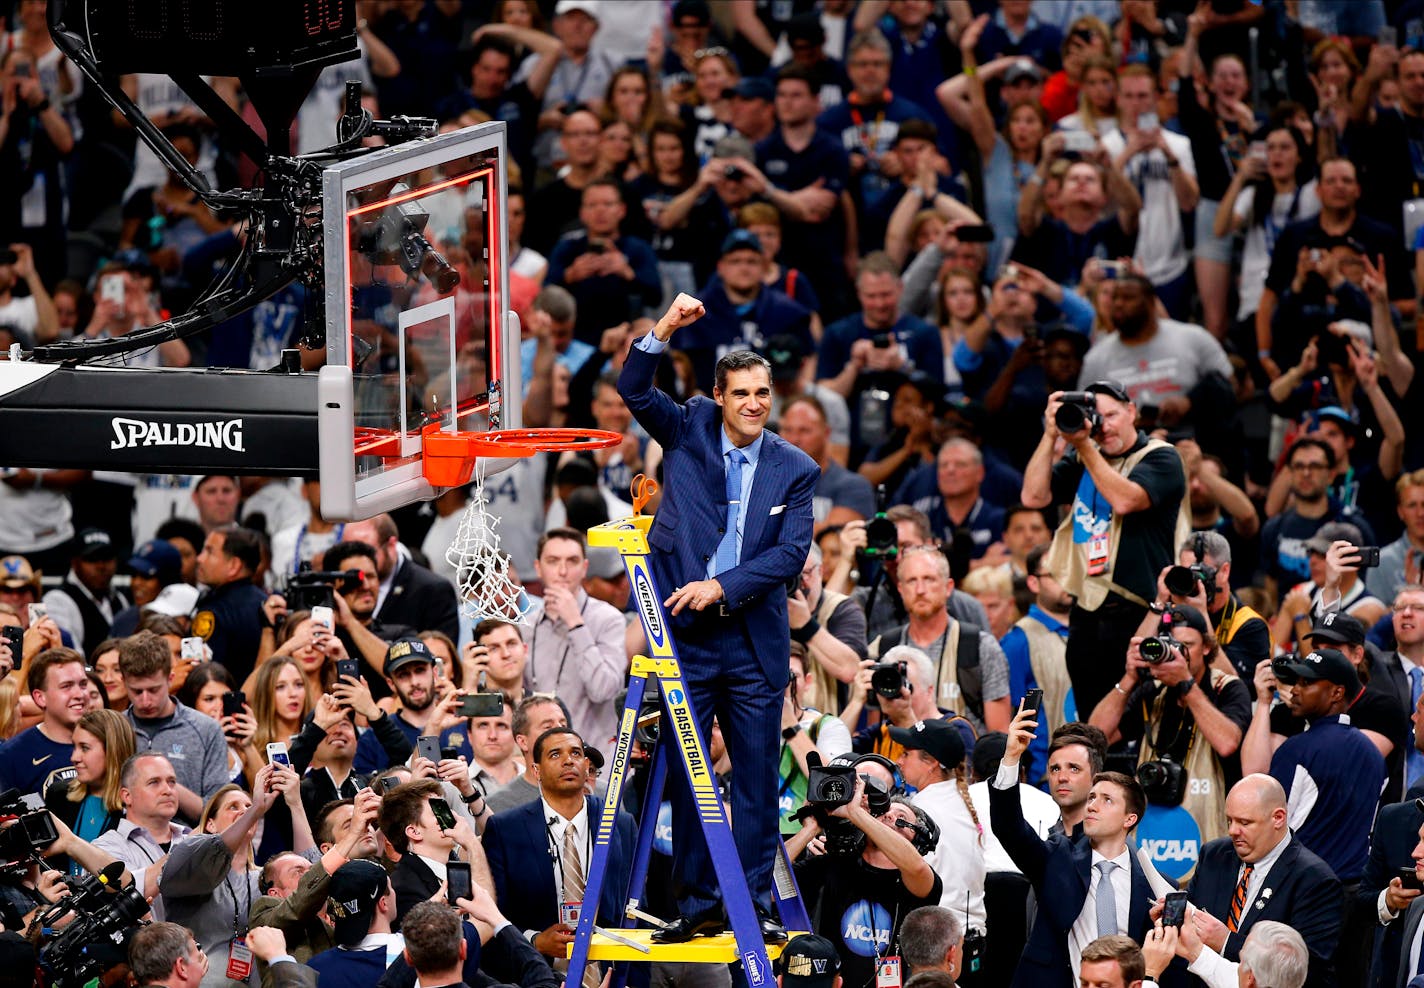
[422,428,623,487]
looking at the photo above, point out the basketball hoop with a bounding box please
[436,427,622,624]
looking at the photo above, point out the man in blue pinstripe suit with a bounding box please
[618,292,819,944]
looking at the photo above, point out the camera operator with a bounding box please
[842,647,941,759]
[792,776,943,988]
[869,546,1013,735]
[1089,605,1250,850]
[1022,380,1189,716]
[1160,533,1271,686]
[780,643,853,832]
[789,544,868,717]
[0,808,132,933]
[891,720,987,973]
[320,541,419,700]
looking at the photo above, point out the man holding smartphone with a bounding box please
[378,778,487,927]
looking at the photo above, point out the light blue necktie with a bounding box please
[1409,667,1424,788]
[1095,860,1119,938]
[713,448,746,577]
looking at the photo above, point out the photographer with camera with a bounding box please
[842,647,927,759]
[1088,604,1250,854]
[869,545,1013,735]
[1022,380,1190,715]
[793,775,943,988]
[779,643,853,833]
[790,544,867,717]
[1159,533,1271,686]
[989,704,1155,983]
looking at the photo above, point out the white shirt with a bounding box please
[416,853,449,884]
[1099,127,1197,284]
[1187,944,1241,988]
[913,779,987,932]
[1236,832,1291,914]
[543,797,590,904]
[968,779,1060,874]
[1069,846,1132,975]
[343,931,406,969]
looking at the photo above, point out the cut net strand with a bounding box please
[447,456,532,625]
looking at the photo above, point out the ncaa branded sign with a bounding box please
[631,559,665,649]
[1136,804,1202,881]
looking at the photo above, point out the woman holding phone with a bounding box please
[239,656,310,789]
[179,661,257,785]
[267,609,344,701]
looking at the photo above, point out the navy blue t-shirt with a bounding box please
[352,711,473,775]
[1012,215,1136,288]
[0,726,74,795]
[756,127,851,296]
[817,313,945,386]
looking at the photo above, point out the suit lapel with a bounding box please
[742,438,781,555]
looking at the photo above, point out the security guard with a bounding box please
[192,526,269,683]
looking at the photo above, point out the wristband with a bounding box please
[1257,349,1271,360]
[963,64,976,77]
[790,619,821,644]
[34,98,50,114]
[1113,682,1130,697]
[462,788,485,805]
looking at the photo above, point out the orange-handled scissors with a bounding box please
[631,474,658,515]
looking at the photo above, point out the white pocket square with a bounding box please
[770,504,786,515]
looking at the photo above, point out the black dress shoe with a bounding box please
[755,904,788,945]
[651,910,726,943]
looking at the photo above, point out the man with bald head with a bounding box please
[342,514,458,640]
[1183,775,1342,988]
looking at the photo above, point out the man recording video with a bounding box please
[1088,605,1252,858]
[1022,380,1189,715]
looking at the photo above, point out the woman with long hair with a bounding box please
[242,656,310,788]
[1059,55,1119,137]
[602,65,663,144]
[179,661,255,785]
[1214,124,1318,363]
[90,638,127,712]
[632,119,701,305]
[269,609,341,701]
[595,117,642,183]
[937,266,989,396]
[1042,15,1112,122]
[45,709,135,873]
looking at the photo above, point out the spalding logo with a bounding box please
[110,417,245,452]
[840,901,893,957]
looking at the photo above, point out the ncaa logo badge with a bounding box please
[653,801,673,856]
[1136,804,1202,881]
[840,901,892,957]
[668,689,685,705]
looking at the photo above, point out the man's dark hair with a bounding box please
[402,901,464,973]
[583,175,623,200]
[378,779,443,855]
[1285,436,1336,470]
[128,922,196,984]
[118,631,173,680]
[259,851,306,895]
[26,647,85,695]
[714,349,773,393]
[155,517,205,553]
[1080,935,1146,982]
[1093,771,1146,823]
[900,906,962,974]
[473,618,520,643]
[537,528,587,559]
[1025,544,1051,580]
[216,526,263,577]
[325,540,379,573]
[533,726,583,762]
[775,63,817,92]
[471,33,516,69]
[315,797,356,847]
[1048,722,1107,775]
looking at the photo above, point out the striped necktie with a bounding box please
[1227,864,1254,932]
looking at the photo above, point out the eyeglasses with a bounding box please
[848,59,891,69]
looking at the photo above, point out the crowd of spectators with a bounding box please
[6,0,1424,986]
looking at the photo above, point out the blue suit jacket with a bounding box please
[617,343,819,685]
[1187,834,1342,988]
[988,779,1154,988]
[482,795,636,939]
[1361,784,1424,988]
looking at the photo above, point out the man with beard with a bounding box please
[1022,381,1189,715]
[1077,275,1233,440]
[323,540,417,700]
[999,545,1076,784]
[353,639,444,774]
[248,788,384,967]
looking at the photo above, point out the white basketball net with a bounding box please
[446,458,533,625]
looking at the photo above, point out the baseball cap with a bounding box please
[386,638,436,674]
[1160,604,1208,638]
[777,935,841,988]
[786,13,825,44]
[1085,379,1132,404]
[712,134,755,161]
[671,0,711,26]
[887,718,966,769]
[720,228,763,259]
[326,860,389,947]
[585,745,605,771]
[1271,647,1362,693]
[1004,60,1044,85]
[128,539,182,582]
[1307,611,1366,646]
[554,0,600,19]
[75,528,117,561]
[763,333,806,382]
[0,556,39,591]
[1304,521,1364,556]
[729,77,774,101]
[146,583,199,618]
[1309,405,1358,436]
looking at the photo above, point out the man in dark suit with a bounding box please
[1393,814,1424,988]
[482,727,636,973]
[378,778,487,925]
[989,705,1155,987]
[617,293,818,943]
[1185,774,1343,988]
[1365,787,1424,988]
[345,514,460,641]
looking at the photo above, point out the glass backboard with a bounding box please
[318,122,519,521]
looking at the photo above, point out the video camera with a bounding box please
[0,790,58,865]
[1164,534,1218,600]
[1054,391,1101,434]
[284,566,365,611]
[799,754,896,858]
[34,862,150,988]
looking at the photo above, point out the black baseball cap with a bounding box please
[1085,379,1132,404]
[1308,611,1366,646]
[1160,605,1208,637]
[75,528,118,561]
[385,638,436,674]
[720,228,763,259]
[326,860,389,946]
[1272,647,1361,693]
[763,334,806,382]
[729,77,774,102]
[888,718,966,769]
[778,934,841,988]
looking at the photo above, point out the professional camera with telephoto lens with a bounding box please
[806,760,858,808]
[34,862,151,988]
[1137,757,1187,806]
[724,165,745,181]
[1138,634,1182,665]
[1054,391,1101,434]
[860,483,898,558]
[0,790,58,865]
[870,661,908,698]
[1165,563,1216,598]
[284,566,366,612]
